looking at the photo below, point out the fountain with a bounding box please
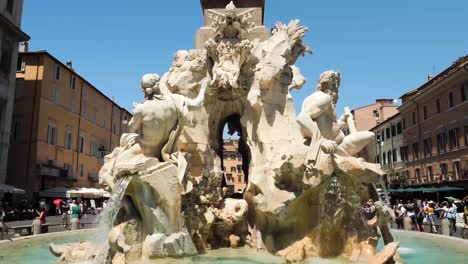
[3,1,463,264]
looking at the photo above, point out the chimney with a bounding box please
[66,60,73,70]
[19,41,29,52]
[427,74,433,81]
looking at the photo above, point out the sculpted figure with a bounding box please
[125,73,208,160]
[297,71,374,182]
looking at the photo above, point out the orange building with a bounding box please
[222,139,246,193]
[351,99,398,132]
[7,50,131,200]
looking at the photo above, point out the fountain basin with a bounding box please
[0,229,467,263]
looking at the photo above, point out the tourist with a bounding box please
[449,202,458,233]
[425,201,438,233]
[415,200,425,232]
[36,207,46,225]
[406,200,417,230]
[395,204,405,230]
[0,200,8,239]
[39,199,46,210]
[61,200,70,227]
[71,201,81,219]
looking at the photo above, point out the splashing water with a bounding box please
[93,176,132,263]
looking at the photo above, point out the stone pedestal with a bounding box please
[402,217,412,231]
[441,218,450,236]
[71,218,80,231]
[32,219,42,235]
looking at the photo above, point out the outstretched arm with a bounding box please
[184,79,209,108]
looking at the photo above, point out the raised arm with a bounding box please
[183,78,209,108]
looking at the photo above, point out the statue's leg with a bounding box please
[336,131,374,157]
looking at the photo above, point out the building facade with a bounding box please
[7,50,131,199]
[399,56,468,187]
[0,0,29,192]
[352,99,398,132]
[370,113,406,188]
[222,139,246,193]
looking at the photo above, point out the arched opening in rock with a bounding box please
[218,114,251,197]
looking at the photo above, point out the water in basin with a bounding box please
[0,230,467,264]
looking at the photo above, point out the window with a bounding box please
[52,86,59,103]
[69,95,75,112]
[237,153,242,160]
[448,91,454,108]
[93,107,97,123]
[226,173,233,182]
[387,151,391,164]
[90,137,98,157]
[423,138,432,157]
[392,149,397,162]
[16,55,25,72]
[391,125,396,137]
[386,127,391,139]
[396,122,402,134]
[427,166,433,182]
[382,153,386,165]
[65,128,72,150]
[465,126,468,146]
[402,118,406,130]
[79,164,84,177]
[436,98,441,113]
[47,123,57,145]
[230,154,236,160]
[453,161,460,180]
[462,81,468,102]
[231,166,236,172]
[437,133,447,153]
[54,64,61,80]
[415,168,421,183]
[102,104,107,128]
[423,105,428,120]
[376,154,380,164]
[412,142,419,160]
[223,153,227,159]
[399,146,408,162]
[440,163,448,181]
[79,134,85,153]
[6,0,14,13]
[380,130,385,142]
[237,165,242,171]
[70,76,76,90]
[449,128,459,149]
[412,112,416,125]
[64,163,73,177]
[237,175,242,183]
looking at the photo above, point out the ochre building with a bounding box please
[7,50,131,199]
[399,56,468,187]
[222,139,246,193]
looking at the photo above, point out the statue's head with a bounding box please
[225,1,237,23]
[317,70,341,107]
[141,73,161,98]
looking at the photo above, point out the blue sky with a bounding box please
[22,0,468,115]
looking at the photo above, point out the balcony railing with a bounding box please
[37,164,77,181]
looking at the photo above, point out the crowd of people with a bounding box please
[393,196,468,234]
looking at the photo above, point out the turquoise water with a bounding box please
[0,230,467,264]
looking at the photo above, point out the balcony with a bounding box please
[37,163,77,181]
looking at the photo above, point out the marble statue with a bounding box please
[52,2,399,264]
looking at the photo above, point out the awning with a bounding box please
[67,188,110,198]
[40,187,110,199]
[39,187,71,198]
[386,186,464,193]
[0,183,26,194]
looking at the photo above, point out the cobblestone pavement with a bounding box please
[1,214,99,240]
